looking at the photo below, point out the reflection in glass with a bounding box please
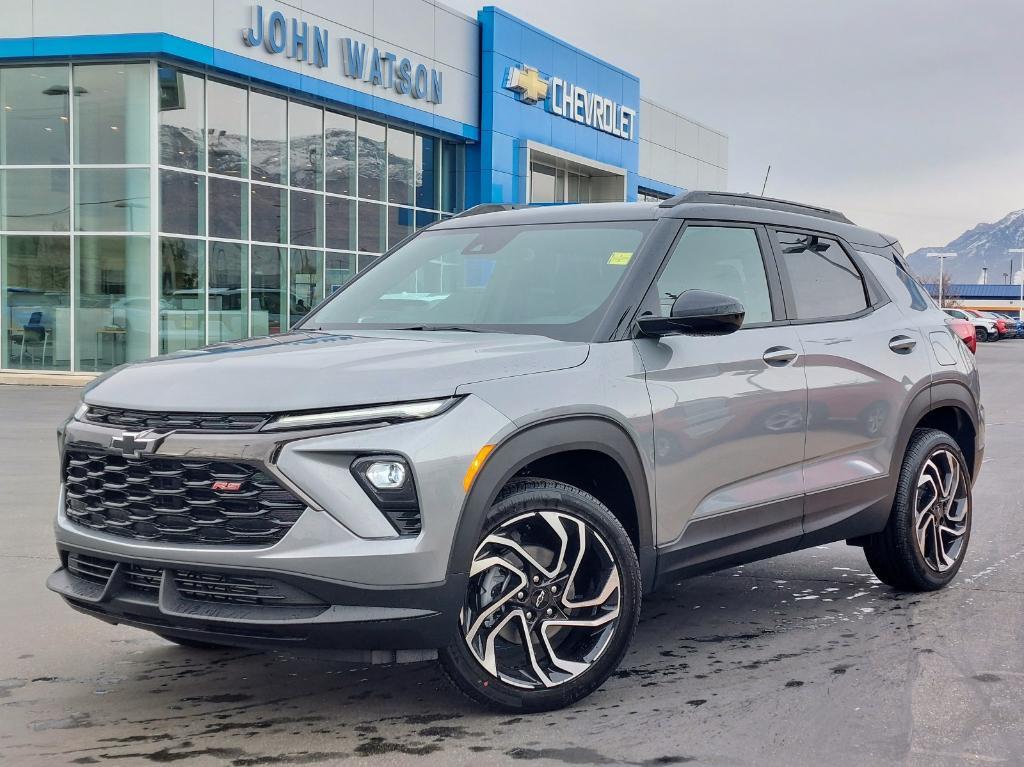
[250,91,287,184]
[75,236,150,371]
[358,201,385,253]
[325,111,355,195]
[358,120,385,200]
[388,206,413,249]
[251,244,286,335]
[325,195,356,251]
[73,63,149,165]
[2,169,70,232]
[289,248,322,327]
[290,102,322,190]
[1,65,71,165]
[207,80,247,177]
[208,241,248,342]
[387,127,413,206]
[159,170,204,236]
[159,237,204,353]
[441,140,463,213]
[158,66,205,170]
[75,168,149,232]
[251,184,286,244]
[209,176,247,240]
[3,235,70,370]
[415,134,437,210]
[357,253,379,272]
[326,252,355,298]
[415,209,438,231]
[290,190,322,246]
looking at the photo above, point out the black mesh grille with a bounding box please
[83,406,268,433]
[67,552,116,585]
[63,445,306,545]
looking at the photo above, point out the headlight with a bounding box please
[73,402,90,422]
[261,397,458,432]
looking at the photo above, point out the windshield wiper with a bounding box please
[393,325,484,333]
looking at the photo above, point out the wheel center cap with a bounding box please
[531,589,548,609]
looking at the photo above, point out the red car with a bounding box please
[946,316,977,354]
[966,309,1007,339]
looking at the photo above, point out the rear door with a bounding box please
[769,229,931,539]
[635,222,808,569]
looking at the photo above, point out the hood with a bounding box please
[84,331,589,413]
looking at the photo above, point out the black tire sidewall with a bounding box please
[440,478,641,713]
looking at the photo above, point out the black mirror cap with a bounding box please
[636,290,745,337]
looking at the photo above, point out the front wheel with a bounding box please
[864,428,971,591]
[440,478,641,712]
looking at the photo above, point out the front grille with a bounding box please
[67,552,116,585]
[63,445,306,546]
[83,406,268,433]
[386,509,423,536]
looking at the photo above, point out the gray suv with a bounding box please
[48,192,983,712]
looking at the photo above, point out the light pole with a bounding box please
[1009,248,1024,320]
[927,252,958,308]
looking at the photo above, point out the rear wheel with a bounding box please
[864,429,971,591]
[440,478,641,712]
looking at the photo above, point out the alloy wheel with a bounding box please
[913,448,970,572]
[461,510,622,690]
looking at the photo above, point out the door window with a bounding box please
[656,226,774,324]
[775,231,868,320]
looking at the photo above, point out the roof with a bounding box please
[923,283,1022,299]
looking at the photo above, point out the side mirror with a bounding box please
[636,289,745,337]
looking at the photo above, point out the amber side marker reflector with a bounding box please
[463,445,495,493]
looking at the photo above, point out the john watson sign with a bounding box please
[241,4,443,105]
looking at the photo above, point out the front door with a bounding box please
[636,223,807,570]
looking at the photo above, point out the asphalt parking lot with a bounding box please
[1,342,1022,767]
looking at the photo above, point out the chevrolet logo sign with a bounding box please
[109,430,164,459]
[504,65,549,105]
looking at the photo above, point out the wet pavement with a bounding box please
[1,342,1022,766]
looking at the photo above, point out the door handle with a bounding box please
[889,335,917,354]
[763,346,798,366]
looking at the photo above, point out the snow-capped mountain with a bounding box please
[906,209,1024,284]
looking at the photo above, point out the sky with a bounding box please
[443,0,1024,252]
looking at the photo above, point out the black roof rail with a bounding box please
[453,203,531,219]
[660,190,854,225]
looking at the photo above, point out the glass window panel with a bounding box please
[325,111,355,195]
[357,253,379,272]
[441,140,463,213]
[75,235,150,370]
[414,135,438,210]
[158,66,204,171]
[415,209,438,231]
[357,201,385,253]
[73,63,149,165]
[530,162,556,204]
[250,183,286,244]
[158,237,205,353]
[357,120,385,201]
[251,244,286,335]
[289,248,322,327]
[208,241,248,342]
[325,252,355,297]
[1,65,71,165]
[250,91,286,185]
[2,169,70,232]
[289,102,322,190]
[387,127,413,206]
[775,231,868,320]
[325,195,356,251]
[290,190,322,246]
[159,170,204,236]
[207,80,247,177]
[388,205,413,249]
[3,235,70,371]
[75,168,149,232]
[209,176,248,240]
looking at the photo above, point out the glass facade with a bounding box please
[0,61,464,372]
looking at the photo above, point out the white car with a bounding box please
[944,307,998,342]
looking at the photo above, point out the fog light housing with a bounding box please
[364,460,407,490]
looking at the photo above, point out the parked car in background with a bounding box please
[944,307,999,342]
[967,309,1008,339]
[946,316,977,354]
[987,311,1024,338]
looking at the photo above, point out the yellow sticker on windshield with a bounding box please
[608,251,633,266]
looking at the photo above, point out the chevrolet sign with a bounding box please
[504,65,636,142]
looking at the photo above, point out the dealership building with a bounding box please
[0,0,728,375]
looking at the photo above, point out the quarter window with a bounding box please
[775,231,868,320]
[657,226,774,325]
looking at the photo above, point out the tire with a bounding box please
[863,428,971,591]
[987,329,999,342]
[157,633,237,650]
[439,477,641,712]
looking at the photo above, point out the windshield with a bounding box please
[303,221,653,341]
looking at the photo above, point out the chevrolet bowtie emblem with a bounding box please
[109,430,163,459]
[504,65,549,105]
